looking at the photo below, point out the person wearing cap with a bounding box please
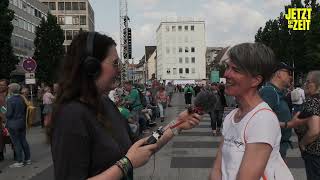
[259,62,294,160]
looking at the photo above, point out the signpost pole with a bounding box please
[30,84,33,104]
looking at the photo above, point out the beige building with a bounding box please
[39,0,94,51]
[147,50,156,80]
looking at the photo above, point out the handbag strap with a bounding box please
[227,107,274,180]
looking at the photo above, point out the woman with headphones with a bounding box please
[50,32,201,180]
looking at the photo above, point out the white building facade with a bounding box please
[156,18,206,82]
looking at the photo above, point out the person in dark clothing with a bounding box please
[0,79,9,162]
[194,84,201,96]
[6,83,31,168]
[50,32,201,180]
[184,84,195,105]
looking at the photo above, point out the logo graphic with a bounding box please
[285,8,312,30]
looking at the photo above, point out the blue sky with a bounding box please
[90,0,292,61]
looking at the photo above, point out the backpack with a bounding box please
[137,89,147,107]
[20,95,36,129]
[290,89,300,103]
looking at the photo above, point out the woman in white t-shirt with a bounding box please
[209,43,293,180]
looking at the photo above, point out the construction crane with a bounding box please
[119,0,132,84]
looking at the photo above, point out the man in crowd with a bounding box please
[0,79,9,162]
[260,62,294,159]
[291,83,305,114]
[6,83,31,168]
[184,84,195,105]
[123,81,149,134]
[165,82,175,107]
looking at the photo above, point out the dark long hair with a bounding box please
[48,32,116,139]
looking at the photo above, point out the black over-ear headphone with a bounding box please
[82,32,101,78]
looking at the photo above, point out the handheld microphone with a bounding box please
[144,90,217,145]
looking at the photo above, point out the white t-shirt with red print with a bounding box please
[221,102,293,180]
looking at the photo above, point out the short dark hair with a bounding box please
[228,43,275,86]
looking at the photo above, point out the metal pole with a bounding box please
[30,84,33,104]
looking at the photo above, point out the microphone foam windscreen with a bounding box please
[193,90,217,112]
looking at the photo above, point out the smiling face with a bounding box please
[223,59,262,97]
[304,72,319,96]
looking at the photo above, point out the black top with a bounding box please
[51,97,132,180]
[295,94,320,156]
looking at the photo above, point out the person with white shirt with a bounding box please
[291,84,305,114]
[209,43,293,180]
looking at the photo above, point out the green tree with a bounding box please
[0,0,19,79]
[304,0,320,70]
[33,13,64,84]
[255,0,320,73]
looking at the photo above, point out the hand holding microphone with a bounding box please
[144,90,217,145]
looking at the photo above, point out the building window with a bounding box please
[49,2,56,10]
[58,16,65,25]
[178,26,182,31]
[31,25,35,33]
[18,0,22,9]
[80,15,86,25]
[179,57,183,63]
[185,26,188,31]
[27,5,32,14]
[191,25,195,31]
[166,68,171,74]
[173,68,177,75]
[185,47,189,53]
[79,2,86,10]
[172,26,176,32]
[72,2,79,10]
[65,2,71,10]
[65,16,72,25]
[192,68,195,73]
[185,57,189,63]
[58,2,64,10]
[191,57,195,63]
[12,17,18,27]
[165,26,170,32]
[22,1,27,11]
[73,16,79,25]
[191,47,195,52]
[66,30,72,40]
[19,18,24,29]
[178,47,182,53]
[27,22,31,32]
[179,68,183,74]
[185,68,189,74]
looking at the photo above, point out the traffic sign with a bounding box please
[25,78,36,85]
[22,57,37,72]
[25,73,35,79]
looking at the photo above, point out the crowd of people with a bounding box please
[0,80,57,168]
[0,31,319,180]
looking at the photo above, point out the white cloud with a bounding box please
[132,23,157,60]
[262,0,291,9]
[130,0,159,10]
[143,11,178,20]
[199,0,269,47]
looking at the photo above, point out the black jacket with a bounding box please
[6,95,26,129]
